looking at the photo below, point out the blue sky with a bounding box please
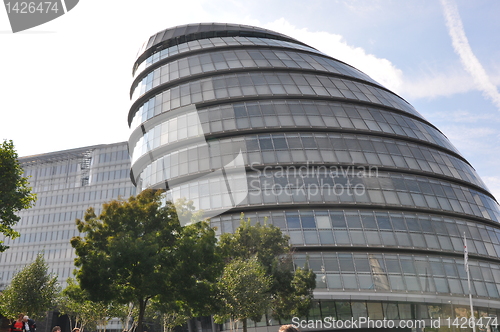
[1,0,499,199]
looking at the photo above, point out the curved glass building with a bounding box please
[128,23,500,330]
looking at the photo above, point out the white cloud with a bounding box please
[398,61,500,102]
[440,0,500,110]
[261,18,405,92]
[436,124,500,200]
[428,109,500,124]
[482,176,500,202]
[436,124,500,169]
[341,0,379,12]
[399,67,474,99]
[441,125,497,142]
[257,18,500,104]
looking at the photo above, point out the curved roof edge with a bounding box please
[133,22,315,75]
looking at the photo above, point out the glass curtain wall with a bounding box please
[129,23,500,331]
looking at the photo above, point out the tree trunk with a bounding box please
[242,319,247,332]
[137,298,150,332]
[210,316,217,332]
[125,302,134,332]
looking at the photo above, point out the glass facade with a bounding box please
[0,142,136,288]
[129,23,500,330]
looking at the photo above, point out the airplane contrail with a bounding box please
[440,0,500,110]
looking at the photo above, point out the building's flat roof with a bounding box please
[19,141,127,165]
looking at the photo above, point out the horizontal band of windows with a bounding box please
[136,31,315,73]
[128,71,421,127]
[206,128,463,165]
[22,162,80,178]
[211,209,500,261]
[130,132,485,194]
[135,36,328,76]
[31,186,136,208]
[294,252,500,298]
[131,64,388,109]
[212,203,500,229]
[196,96,441,141]
[131,47,385,100]
[139,170,500,221]
[301,252,495,280]
[268,300,498,322]
[227,299,500,325]
[292,246,500,264]
[130,124,470,183]
[130,99,459,161]
[138,161,490,202]
[133,43,330,88]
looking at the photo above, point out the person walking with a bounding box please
[279,325,299,332]
[10,314,24,332]
[22,316,36,332]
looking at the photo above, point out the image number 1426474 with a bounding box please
[3,0,79,33]
[5,2,59,13]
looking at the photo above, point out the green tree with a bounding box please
[70,190,220,332]
[0,140,36,252]
[59,278,123,332]
[158,217,221,318]
[214,257,271,332]
[271,264,316,320]
[0,253,59,320]
[58,278,84,329]
[218,215,316,322]
[144,299,191,332]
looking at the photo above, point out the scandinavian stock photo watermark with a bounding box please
[248,162,379,198]
[155,105,381,226]
[292,316,500,330]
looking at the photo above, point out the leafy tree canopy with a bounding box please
[214,256,271,332]
[59,278,124,332]
[0,253,59,320]
[218,215,290,274]
[0,140,36,252]
[218,215,316,322]
[70,190,221,331]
